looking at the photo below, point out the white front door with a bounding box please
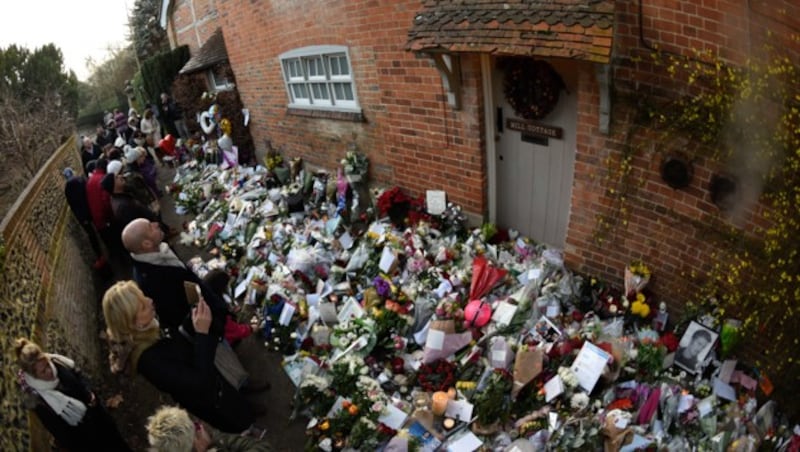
[493,58,577,248]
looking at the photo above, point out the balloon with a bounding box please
[200,111,216,135]
[463,299,492,328]
[159,134,176,155]
[220,118,232,136]
[218,134,233,152]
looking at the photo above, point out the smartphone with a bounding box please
[184,281,201,306]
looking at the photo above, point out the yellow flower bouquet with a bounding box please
[624,260,651,298]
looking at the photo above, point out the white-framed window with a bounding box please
[279,45,359,111]
[207,66,234,92]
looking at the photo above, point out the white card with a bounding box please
[492,301,517,326]
[306,293,320,307]
[548,412,560,432]
[713,377,737,401]
[544,375,564,402]
[426,190,446,215]
[491,350,507,365]
[278,302,296,326]
[338,231,354,250]
[379,247,396,273]
[378,403,408,430]
[337,297,364,322]
[444,399,474,422]
[445,430,482,452]
[426,329,445,351]
[570,341,611,393]
[435,279,453,298]
[697,396,715,416]
[234,267,258,298]
[368,222,386,236]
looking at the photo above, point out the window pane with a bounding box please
[311,83,329,100]
[333,82,354,100]
[292,84,308,99]
[306,57,324,78]
[328,55,349,77]
[285,59,304,80]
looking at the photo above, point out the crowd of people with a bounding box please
[16,95,274,451]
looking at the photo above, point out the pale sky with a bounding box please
[0,0,134,81]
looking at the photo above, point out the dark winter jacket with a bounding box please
[130,256,227,336]
[137,332,253,433]
[110,192,158,232]
[23,361,130,451]
[64,176,91,223]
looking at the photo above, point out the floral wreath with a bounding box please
[503,59,565,120]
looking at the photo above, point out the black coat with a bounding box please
[64,176,91,223]
[137,333,253,433]
[131,256,227,336]
[110,192,157,231]
[29,362,130,451]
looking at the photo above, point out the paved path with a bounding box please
[98,164,307,451]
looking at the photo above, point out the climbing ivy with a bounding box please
[596,38,800,378]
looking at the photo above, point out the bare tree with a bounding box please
[0,90,74,215]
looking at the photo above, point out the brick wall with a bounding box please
[214,0,487,215]
[172,0,221,53]
[0,136,102,450]
[565,0,800,413]
[564,0,800,304]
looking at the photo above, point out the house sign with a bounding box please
[506,118,563,139]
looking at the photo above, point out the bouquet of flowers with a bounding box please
[341,150,369,182]
[624,260,651,298]
[416,359,457,392]
[472,369,513,433]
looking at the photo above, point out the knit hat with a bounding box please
[124,146,141,163]
[100,173,116,193]
[114,137,126,148]
[107,160,123,175]
[62,167,74,180]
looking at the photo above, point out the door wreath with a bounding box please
[503,59,565,120]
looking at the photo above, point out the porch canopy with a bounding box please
[405,0,615,63]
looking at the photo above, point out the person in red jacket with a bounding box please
[86,158,121,257]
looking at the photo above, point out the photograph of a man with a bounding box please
[674,321,718,374]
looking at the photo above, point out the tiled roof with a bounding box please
[406,0,615,63]
[180,28,229,74]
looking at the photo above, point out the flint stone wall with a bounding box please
[0,135,102,451]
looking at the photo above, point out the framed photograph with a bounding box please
[674,321,718,374]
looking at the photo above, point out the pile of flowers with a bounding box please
[166,157,798,452]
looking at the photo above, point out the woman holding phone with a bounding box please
[102,280,255,433]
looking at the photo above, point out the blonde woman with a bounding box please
[102,280,255,433]
[146,405,272,452]
[14,338,130,451]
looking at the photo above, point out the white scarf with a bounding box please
[131,242,185,268]
[23,355,87,426]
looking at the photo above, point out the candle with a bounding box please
[431,391,449,416]
[447,387,457,400]
[443,417,456,430]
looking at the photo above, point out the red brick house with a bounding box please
[159,0,799,310]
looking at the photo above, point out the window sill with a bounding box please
[287,107,364,122]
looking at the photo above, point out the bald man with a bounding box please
[123,218,226,335]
